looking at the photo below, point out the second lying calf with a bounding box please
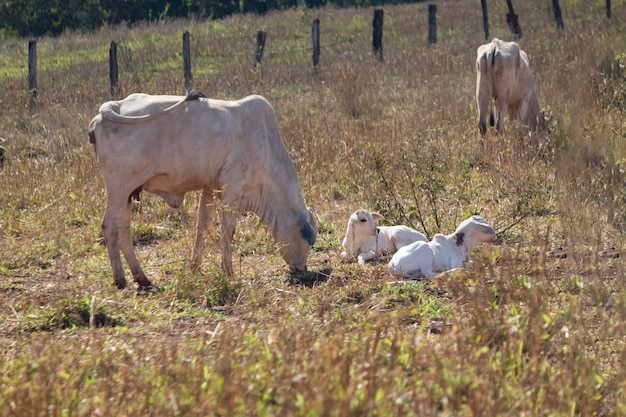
[388,215,496,278]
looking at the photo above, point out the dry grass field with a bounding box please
[2,1,626,415]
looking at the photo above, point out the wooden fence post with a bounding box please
[183,31,192,88]
[312,19,320,69]
[109,41,119,97]
[254,31,266,68]
[28,40,37,109]
[552,0,564,29]
[428,4,437,46]
[481,0,490,40]
[505,0,522,39]
[372,9,383,62]
[606,0,611,18]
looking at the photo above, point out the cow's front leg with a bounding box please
[191,189,216,271]
[220,209,238,276]
[114,199,152,289]
[495,99,508,135]
[514,99,530,128]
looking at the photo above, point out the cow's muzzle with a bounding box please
[290,264,308,274]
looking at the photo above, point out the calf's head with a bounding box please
[277,207,318,272]
[342,209,384,256]
[455,216,497,249]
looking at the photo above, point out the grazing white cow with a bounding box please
[88,91,317,289]
[341,209,428,265]
[388,216,496,279]
[476,38,543,135]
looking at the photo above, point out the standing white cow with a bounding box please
[88,91,317,289]
[476,38,543,135]
[388,216,496,279]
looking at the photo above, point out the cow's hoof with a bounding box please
[134,274,153,287]
[135,284,158,295]
[114,279,127,289]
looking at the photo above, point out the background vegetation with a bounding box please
[1,0,626,415]
[0,0,424,37]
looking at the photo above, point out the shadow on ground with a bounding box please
[288,267,333,287]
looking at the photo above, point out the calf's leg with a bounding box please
[358,250,377,265]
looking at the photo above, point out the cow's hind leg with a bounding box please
[102,196,133,289]
[104,194,152,289]
[191,189,216,271]
[102,209,126,289]
[476,94,491,136]
[118,212,153,289]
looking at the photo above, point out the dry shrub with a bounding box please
[331,58,380,119]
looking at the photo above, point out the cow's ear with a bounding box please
[306,207,319,232]
[300,209,317,246]
[301,221,317,245]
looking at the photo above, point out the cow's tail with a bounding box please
[477,47,496,134]
[99,91,206,125]
[488,47,497,69]
[88,115,99,145]
[487,47,497,127]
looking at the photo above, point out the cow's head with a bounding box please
[277,207,318,273]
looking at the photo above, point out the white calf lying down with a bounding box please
[388,215,496,278]
[341,209,428,265]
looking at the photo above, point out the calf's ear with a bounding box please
[371,212,384,222]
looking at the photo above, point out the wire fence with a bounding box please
[22,1,615,107]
